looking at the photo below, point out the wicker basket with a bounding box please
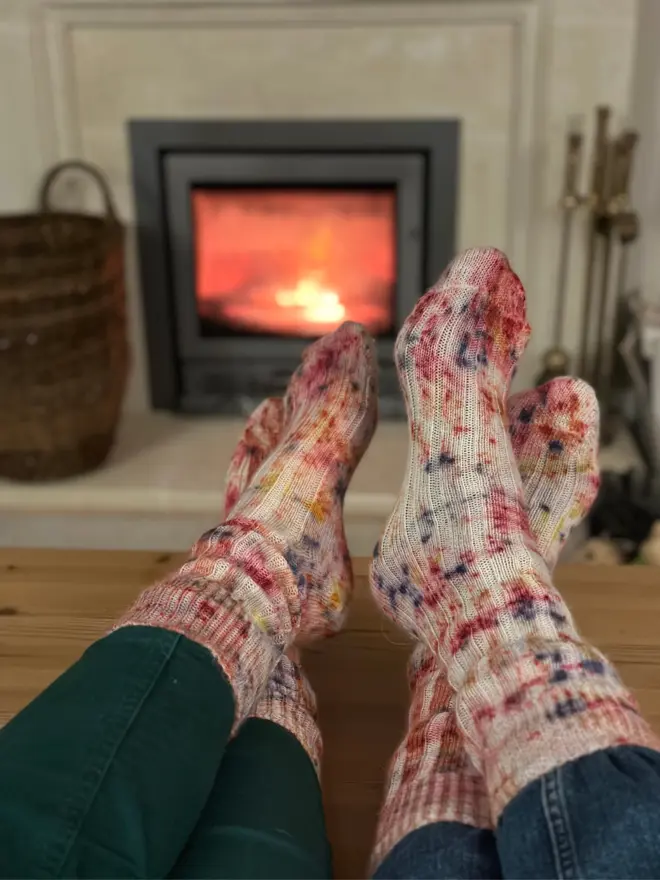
[0,161,129,481]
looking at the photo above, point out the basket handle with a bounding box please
[39,160,119,222]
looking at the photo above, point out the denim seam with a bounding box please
[541,768,581,879]
[556,766,581,878]
[41,629,183,878]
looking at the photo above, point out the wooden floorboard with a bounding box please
[1,550,660,876]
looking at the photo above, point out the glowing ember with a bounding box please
[275,275,346,324]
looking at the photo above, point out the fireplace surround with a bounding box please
[130,120,459,415]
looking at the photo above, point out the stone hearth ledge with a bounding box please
[0,413,408,518]
[0,412,643,519]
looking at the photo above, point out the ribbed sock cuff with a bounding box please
[483,691,660,818]
[249,655,322,775]
[371,645,491,874]
[371,769,491,874]
[459,641,660,818]
[114,584,280,724]
[252,698,322,776]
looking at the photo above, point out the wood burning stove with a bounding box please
[130,120,459,415]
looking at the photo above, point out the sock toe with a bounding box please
[396,248,530,408]
[510,377,599,480]
[509,377,600,567]
[285,321,376,423]
[437,246,513,288]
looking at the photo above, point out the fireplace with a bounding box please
[130,120,459,415]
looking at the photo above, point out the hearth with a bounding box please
[130,120,459,415]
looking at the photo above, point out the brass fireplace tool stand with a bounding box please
[539,106,640,444]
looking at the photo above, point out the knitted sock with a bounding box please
[371,247,659,820]
[371,645,488,872]
[507,378,601,570]
[370,376,600,869]
[224,401,322,772]
[116,322,377,724]
[224,397,285,519]
[224,337,377,640]
[251,647,322,775]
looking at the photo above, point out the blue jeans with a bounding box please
[375,746,660,879]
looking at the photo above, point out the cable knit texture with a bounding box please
[116,322,377,725]
[370,247,660,821]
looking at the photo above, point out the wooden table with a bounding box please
[1,551,660,877]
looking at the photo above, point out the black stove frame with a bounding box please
[130,119,459,414]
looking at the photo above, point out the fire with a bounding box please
[193,188,396,336]
[275,275,346,324]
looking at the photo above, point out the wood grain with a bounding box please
[1,550,660,877]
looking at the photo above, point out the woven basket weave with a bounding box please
[0,161,129,481]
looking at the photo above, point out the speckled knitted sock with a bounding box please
[507,378,601,569]
[371,376,601,869]
[371,645,488,873]
[116,322,377,725]
[251,646,322,775]
[224,397,285,520]
[371,247,659,821]
[224,402,322,773]
[224,332,377,641]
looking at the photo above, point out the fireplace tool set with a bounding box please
[538,106,640,444]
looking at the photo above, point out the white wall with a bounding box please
[0,0,644,409]
[629,0,660,301]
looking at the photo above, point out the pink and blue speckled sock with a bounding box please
[371,376,602,869]
[223,395,342,775]
[506,378,601,569]
[224,326,377,642]
[371,247,659,819]
[117,322,377,726]
[224,397,285,521]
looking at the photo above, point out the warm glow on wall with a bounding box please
[193,188,396,337]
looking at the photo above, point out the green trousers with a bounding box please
[0,626,331,879]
